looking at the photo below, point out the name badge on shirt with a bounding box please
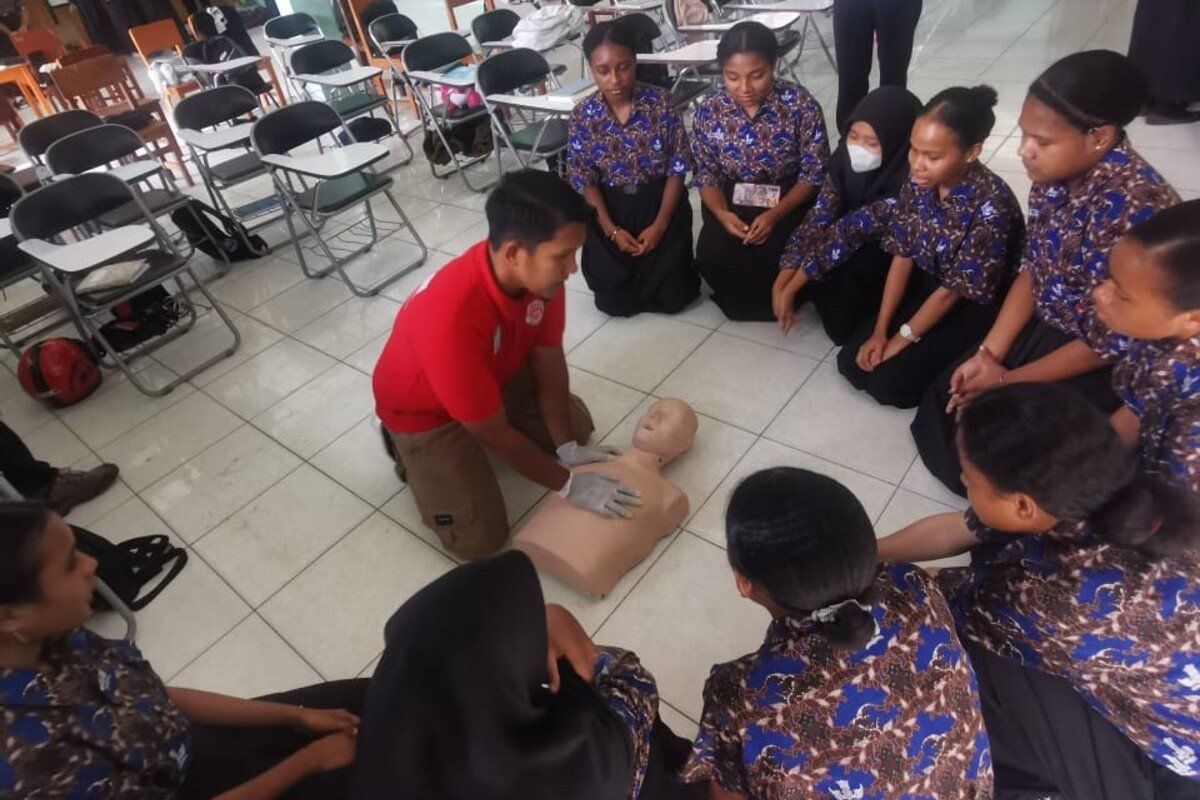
[732,182,781,208]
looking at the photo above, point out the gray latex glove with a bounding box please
[556,441,620,467]
[561,471,642,518]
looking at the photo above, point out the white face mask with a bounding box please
[847,143,883,173]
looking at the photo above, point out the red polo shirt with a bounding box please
[373,241,566,434]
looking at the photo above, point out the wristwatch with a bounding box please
[899,323,921,343]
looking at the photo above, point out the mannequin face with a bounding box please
[632,398,698,462]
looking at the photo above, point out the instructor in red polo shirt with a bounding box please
[373,170,640,560]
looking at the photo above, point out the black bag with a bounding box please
[171,198,267,262]
[72,525,188,611]
[93,285,183,354]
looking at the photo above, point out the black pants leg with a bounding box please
[968,644,1200,800]
[809,242,891,346]
[0,419,57,498]
[182,679,370,800]
[833,0,877,129]
[874,0,922,88]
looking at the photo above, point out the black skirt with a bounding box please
[911,316,1122,496]
[837,268,1000,409]
[696,178,810,321]
[809,240,892,346]
[581,180,697,317]
[1128,0,1200,106]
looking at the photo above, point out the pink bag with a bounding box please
[440,85,482,112]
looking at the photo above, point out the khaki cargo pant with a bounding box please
[388,367,594,561]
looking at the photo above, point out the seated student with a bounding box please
[836,86,1024,408]
[681,467,992,800]
[351,550,699,800]
[773,85,923,343]
[691,21,829,321]
[912,50,1181,496]
[878,384,1200,799]
[1083,200,1200,494]
[0,504,367,799]
[568,20,698,317]
[372,170,640,562]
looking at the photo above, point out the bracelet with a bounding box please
[609,227,620,241]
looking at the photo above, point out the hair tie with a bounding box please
[809,598,878,639]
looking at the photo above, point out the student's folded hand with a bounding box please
[296,707,360,736]
[719,210,750,240]
[636,221,667,254]
[743,209,778,246]
[301,731,358,774]
[612,228,643,256]
[856,333,888,372]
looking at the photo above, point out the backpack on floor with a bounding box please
[73,526,188,611]
[171,198,267,263]
[93,286,183,355]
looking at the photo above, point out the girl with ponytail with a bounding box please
[681,467,991,800]
[879,382,1200,798]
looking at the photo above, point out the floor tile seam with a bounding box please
[589,529,690,639]
[755,428,906,489]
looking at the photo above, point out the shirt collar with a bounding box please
[721,82,783,122]
[474,240,534,322]
[914,162,982,210]
[0,630,99,709]
[595,82,656,127]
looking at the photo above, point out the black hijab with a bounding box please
[829,86,923,211]
[350,551,634,800]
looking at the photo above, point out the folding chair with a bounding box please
[476,49,569,172]
[11,173,241,396]
[182,36,285,108]
[0,173,64,358]
[17,108,102,181]
[290,38,411,161]
[0,473,138,642]
[473,8,521,54]
[174,86,274,256]
[403,32,495,192]
[622,12,710,110]
[368,12,420,115]
[263,12,324,101]
[252,100,426,296]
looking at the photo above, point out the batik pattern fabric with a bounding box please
[0,629,192,798]
[1023,141,1179,337]
[595,646,658,800]
[779,172,899,276]
[690,81,829,189]
[1081,309,1200,493]
[566,82,692,192]
[681,564,993,800]
[940,514,1200,777]
[881,163,1024,305]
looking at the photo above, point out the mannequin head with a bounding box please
[632,398,698,463]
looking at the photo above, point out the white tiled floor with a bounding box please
[2,0,1197,737]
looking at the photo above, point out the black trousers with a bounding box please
[910,316,1121,497]
[968,644,1200,800]
[837,271,998,409]
[833,0,924,129]
[182,679,370,800]
[0,419,57,498]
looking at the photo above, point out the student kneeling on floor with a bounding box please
[372,169,641,561]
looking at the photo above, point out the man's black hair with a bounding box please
[485,169,594,251]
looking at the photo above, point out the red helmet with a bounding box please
[18,338,101,408]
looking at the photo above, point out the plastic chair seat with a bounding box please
[508,118,568,153]
[98,189,186,228]
[330,92,389,119]
[209,151,263,184]
[294,172,394,214]
[75,249,186,308]
[670,78,710,108]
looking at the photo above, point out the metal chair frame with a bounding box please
[475,48,569,174]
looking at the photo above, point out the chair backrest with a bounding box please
[369,13,418,57]
[18,109,103,161]
[622,13,670,86]
[472,8,520,46]
[174,85,258,131]
[0,173,22,218]
[252,100,342,156]
[9,29,65,63]
[50,54,138,112]
[359,0,398,54]
[46,124,144,177]
[128,19,184,66]
[290,38,356,76]
[57,45,111,67]
[476,48,551,97]
[402,32,473,73]
[183,35,246,66]
[263,12,319,41]
[11,173,136,242]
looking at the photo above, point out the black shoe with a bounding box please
[42,464,120,515]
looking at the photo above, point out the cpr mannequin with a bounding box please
[515,398,697,597]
